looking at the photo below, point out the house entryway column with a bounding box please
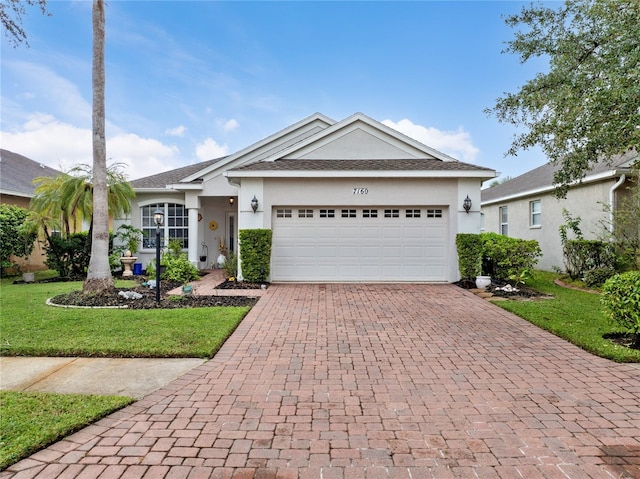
[188,208,199,266]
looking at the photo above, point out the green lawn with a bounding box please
[0,271,254,470]
[0,275,251,358]
[494,271,640,363]
[0,391,134,470]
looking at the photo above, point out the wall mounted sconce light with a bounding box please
[463,195,472,213]
[251,195,259,213]
[229,197,235,206]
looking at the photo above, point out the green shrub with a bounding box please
[455,234,483,280]
[239,229,272,282]
[480,232,542,282]
[161,253,199,284]
[563,239,616,279]
[584,267,616,287]
[44,232,91,279]
[601,271,640,335]
[0,205,37,276]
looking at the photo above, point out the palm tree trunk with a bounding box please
[84,0,113,293]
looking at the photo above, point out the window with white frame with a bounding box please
[141,203,189,249]
[530,200,541,227]
[499,206,508,236]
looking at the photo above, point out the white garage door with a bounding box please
[271,206,448,282]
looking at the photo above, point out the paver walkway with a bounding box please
[2,283,639,478]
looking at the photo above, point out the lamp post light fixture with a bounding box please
[153,208,164,303]
[251,195,259,213]
[462,195,472,214]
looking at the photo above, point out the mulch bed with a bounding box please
[49,280,257,309]
[215,280,268,290]
[454,279,552,300]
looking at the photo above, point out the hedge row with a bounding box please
[456,232,542,282]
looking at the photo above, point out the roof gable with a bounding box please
[178,112,335,184]
[263,112,456,163]
[0,149,62,198]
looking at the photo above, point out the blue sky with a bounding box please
[1,1,552,181]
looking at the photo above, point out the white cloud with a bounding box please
[165,125,186,137]
[1,113,181,180]
[222,119,239,132]
[382,119,479,163]
[195,138,229,161]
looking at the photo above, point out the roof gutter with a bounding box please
[609,174,626,233]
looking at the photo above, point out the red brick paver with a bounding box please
[2,284,639,478]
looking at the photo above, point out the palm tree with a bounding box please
[31,163,135,256]
[84,0,111,293]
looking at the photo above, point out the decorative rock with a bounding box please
[118,290,143,300]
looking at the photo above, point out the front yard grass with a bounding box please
[0,271,254,470]
[0,276,251,358]
[494,271,640,363]
[0,391,134,470]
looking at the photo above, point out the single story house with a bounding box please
[125,112,496,282]
[0,149,63,271]
[481,152,638,272]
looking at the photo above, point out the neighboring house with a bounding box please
[481,152,638,272]
[126,112,496,282]
[0,149,63,271]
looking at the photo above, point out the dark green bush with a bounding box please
[563,239,616,279]
[584,267,617,287]
[601,271,640,335]
[0,204,37,276]
[455,234,483,280]
[44,232,91,279]
[239,229,272,282]
[480,232,542,282]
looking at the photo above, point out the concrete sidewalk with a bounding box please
[0,357,205,399]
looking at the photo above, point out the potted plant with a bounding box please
[115,224,143,257]
[115,225,144,277]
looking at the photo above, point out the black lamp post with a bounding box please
[153,208,164,303]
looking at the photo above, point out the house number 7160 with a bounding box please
[353,188,368,195]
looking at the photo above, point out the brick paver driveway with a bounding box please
[3,284,639,479]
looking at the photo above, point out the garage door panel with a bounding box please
[272,206,448,282]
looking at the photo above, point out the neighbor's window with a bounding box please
[499,206,508,236]
[530,200,541,227]
[142,203,188,249]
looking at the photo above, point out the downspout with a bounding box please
[609,174,626,234]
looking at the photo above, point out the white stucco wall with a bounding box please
[482,180,616,271]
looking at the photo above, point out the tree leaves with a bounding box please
[487,0,640,197]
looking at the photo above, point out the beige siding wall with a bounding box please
[482,180,615,271]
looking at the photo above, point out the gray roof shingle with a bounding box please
[481,153,637,203]
[0,149,63,198]
[230,158,494,173]
[130,157,227,189]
